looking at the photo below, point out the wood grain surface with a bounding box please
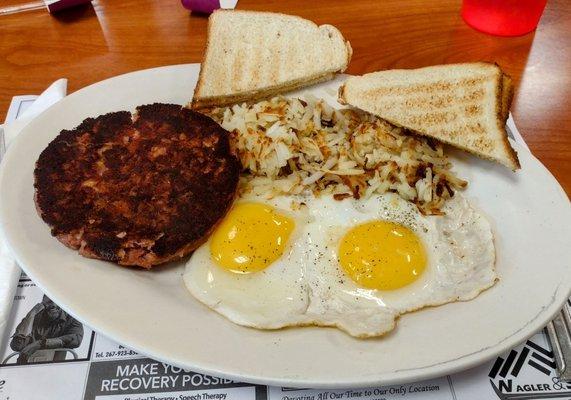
[0,0,569,194]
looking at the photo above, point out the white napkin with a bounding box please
[0,78,67,347]
[507,114,530,151]
[3,79,67,145]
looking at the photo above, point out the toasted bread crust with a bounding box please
[496,72,520,170]
[191,10,217,109]
[192,72,338,109]
[34,104,241,268]
[498,73,520,169]
[501,74,514,122]
[191,10,352,109]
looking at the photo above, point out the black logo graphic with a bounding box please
[489,340,556,379]
[488,340,571,400]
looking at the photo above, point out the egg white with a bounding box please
[183,195,313,329]
[183,192,496,337]
[301,193,497,337]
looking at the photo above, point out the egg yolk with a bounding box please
[338,221,426,290]
[210,203,294,274]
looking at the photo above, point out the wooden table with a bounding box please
[1,0,570,194]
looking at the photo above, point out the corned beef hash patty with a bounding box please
[34,103,240,268]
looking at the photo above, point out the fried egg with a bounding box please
[183,197,311,328]
[183,193,496,337]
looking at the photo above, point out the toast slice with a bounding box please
[191,10,352,109]
[339,63,520,170]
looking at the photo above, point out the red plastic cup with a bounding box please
[462,0,548,36]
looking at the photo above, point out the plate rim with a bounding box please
[1,63,570,388]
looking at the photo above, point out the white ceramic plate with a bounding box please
[1,64,570,388]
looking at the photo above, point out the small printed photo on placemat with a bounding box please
[0,274,95,367]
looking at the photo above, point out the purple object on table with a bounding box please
[181,0,221,14]
[45,0,92,13]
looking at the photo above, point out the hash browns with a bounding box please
[207,95,467,215]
